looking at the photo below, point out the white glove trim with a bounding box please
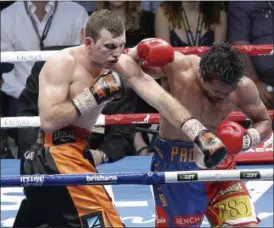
[247,128,261,148]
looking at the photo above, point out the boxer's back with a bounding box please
[159,52,237,141]
[39,46,106,131]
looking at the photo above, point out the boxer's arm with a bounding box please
[113,55,193,130]
[237,77,272,142]
[127,50,185,79]
[140,66,166,79]
[125,38,178,79]
[38,54,79,132]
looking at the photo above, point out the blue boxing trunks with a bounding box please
[150,137,259,227]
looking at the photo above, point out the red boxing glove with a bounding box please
[136,38,174,67]
[217,120,260,154]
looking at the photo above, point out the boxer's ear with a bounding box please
[84,37,93,48]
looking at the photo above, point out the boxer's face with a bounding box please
[201,79,235,102]
[85,29,126,68]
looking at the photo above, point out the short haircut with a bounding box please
[200,43,246,87]
[85,9,125,41]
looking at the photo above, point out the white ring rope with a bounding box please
[1,44,273,63]
[0,115,106,134]
[1,50,58,62]
[1,169,273,187]
[1,110,274,129]
[0,115,105,128]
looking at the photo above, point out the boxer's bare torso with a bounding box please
[159,52,266,142]
[39,46,109,131]
[39,40,197,134]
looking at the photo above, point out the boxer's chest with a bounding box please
[69,66,108,99]
[168,78,236,129]
[197,97,235,128]
[185,91,236,128]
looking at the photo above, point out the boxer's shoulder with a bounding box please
[236,76,258,97]
[167,52,199,81]
[118,53,132,63]
[112,53,138,75]
[43,50,76,73]
[170,51,200,70]
[39,50,77,84]
[237,76,255,88]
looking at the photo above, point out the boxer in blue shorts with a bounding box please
[128,43,272,227]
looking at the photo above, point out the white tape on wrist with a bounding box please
[181,119,207,141]
[72,88,97,115]
[247,128,261,148]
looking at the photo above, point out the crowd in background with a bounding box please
[0,1,273,163]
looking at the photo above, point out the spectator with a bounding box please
[141,1,161,14]
[1,1,88,148]
[95,1,158,155]
[96,1,155,48]
[0,63,14,158]
[155,1,227,47]
[228,2,274,109]
[17,46,137,162]
[76,1,162,16]
[75,1,97,15]
[0,1,14,11]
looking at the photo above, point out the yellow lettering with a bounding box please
[189,148,194,162]
[216,196,251,220]
[171,147,195,163]
[171,146,178,162]
[154,146,163,160]
[180,148,188,162]
[159,194,168,207]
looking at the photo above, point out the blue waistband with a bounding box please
[152,137,195,164]
[154,137,194,149]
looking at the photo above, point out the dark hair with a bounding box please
[85,9,125,41]
[199,43,245,86]
[161,1,225,29]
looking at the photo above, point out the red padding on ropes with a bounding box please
[173,44,273,56]
[104,112,273,165]
[105,113,160,125]
[104,110,273,125]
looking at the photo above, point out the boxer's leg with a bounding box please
[13,192,50,227]
[49,144,124,227]
[206,181,260,227]
[13,143,51,227]
[151,138,208,227]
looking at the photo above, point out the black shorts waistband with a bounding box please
[43,127,90,147]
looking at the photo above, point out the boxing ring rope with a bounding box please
[0,44,273,187]
[1,169,273,187]
[0,111,273,187]
[0,111,273,128]
[1,44,273,62]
